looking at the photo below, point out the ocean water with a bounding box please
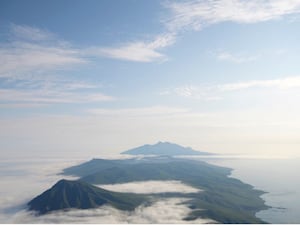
[206,157,300,224]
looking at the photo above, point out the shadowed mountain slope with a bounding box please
[28,179,146,215]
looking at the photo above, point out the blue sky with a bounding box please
[1,0,300,157]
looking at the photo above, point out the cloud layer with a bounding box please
[12,198,214,224]
[98,180,201,194]
[0,158,82,223]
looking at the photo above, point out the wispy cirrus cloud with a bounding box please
[0,24,85,83]
[0,78,114,108]
[0,88,114,105]
[5,1,300,67]
[0,25,115,107]
[166,85,222,101]
[219,76,300,91]
[87,106,189,117]
[164,0,300,32]
[87,33,176,62]
[4,24,176,65]
[0,42,85,79]
[10,24,57,42]
[163,76,300,100]
[99,0,300,63]
[216,50,259,63]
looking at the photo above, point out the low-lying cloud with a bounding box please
[0,158,81,223]
[97,180,201,194]
[11,198,214,224]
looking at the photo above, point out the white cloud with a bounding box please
[95,43,165,62]
[173,85,222,101]
[219,76,300,91]
[62,82,99,90]
[0,42,85,79]
[0,25,87,80]
[10,24,56,42]
[0,88,114,105]
[216,51,258,63]
[88,33,175,62]
[175,85,198,97]
[0,103,50,108]
[100,0,300,63]
[11,198,214,224]
[97,0,300,63]
[97,180,201,194]
[164,0,300,32]
[165,76,300,100]
[87,106,190,117]
[0,25,115,107]
[0,158,81,223]
[5,1,300,67]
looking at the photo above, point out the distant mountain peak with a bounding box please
[121,141,213,156]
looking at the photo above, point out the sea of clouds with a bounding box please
[0,156,214,224]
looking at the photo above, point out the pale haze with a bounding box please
[1,0,300,158]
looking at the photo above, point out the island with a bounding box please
[28,142,269,223]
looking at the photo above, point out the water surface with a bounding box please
[205,157,300,223]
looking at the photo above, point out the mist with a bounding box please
[0,158,81,223]
[10,198,215,224]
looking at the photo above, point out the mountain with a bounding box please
[121,141,213,156]
[28,179,146,215]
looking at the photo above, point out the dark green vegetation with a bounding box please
[28,179,146,215]
[121,141,213,155]
[63,156,268,223]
